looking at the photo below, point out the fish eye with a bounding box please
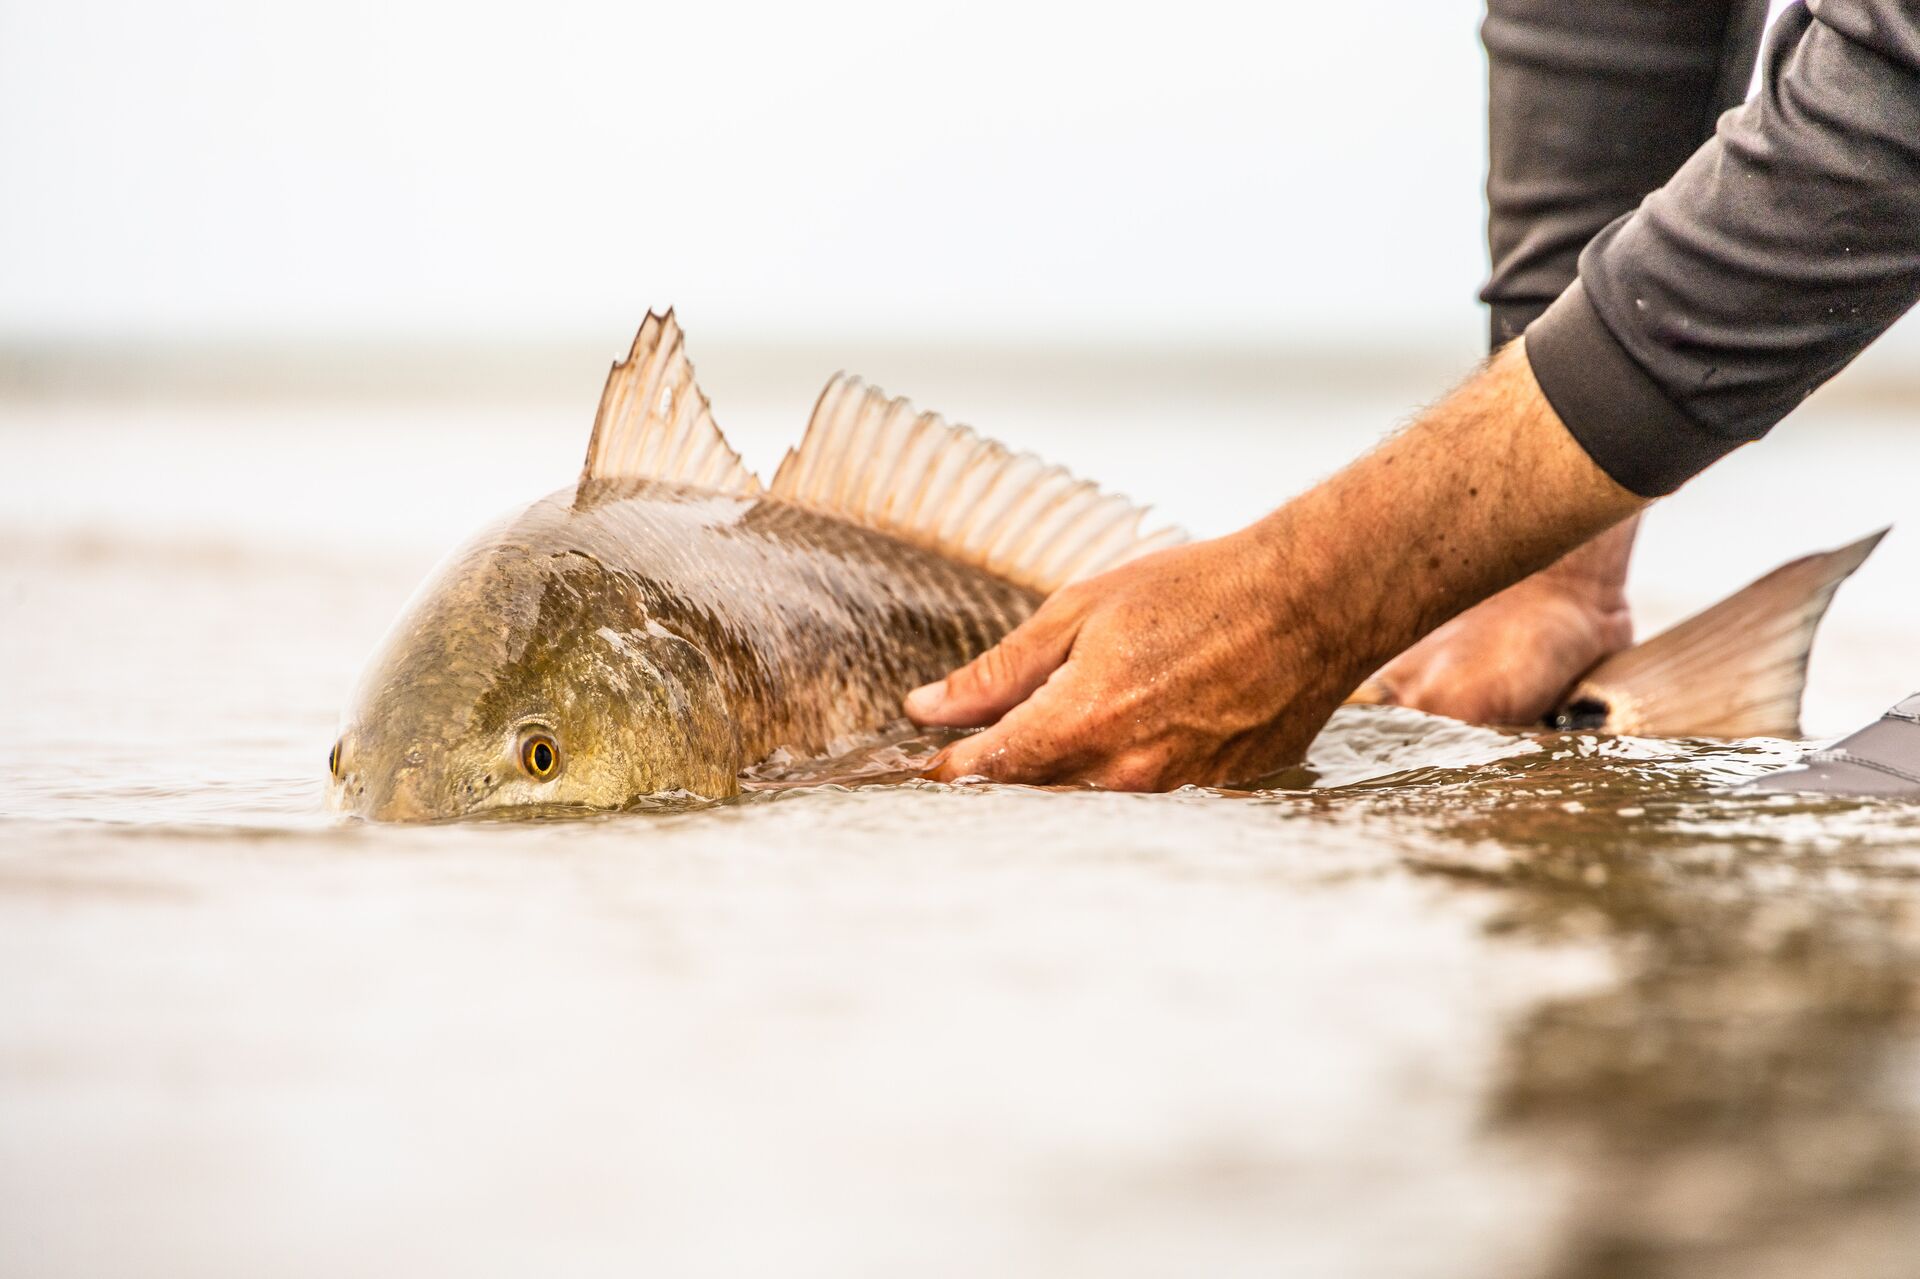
[328,739,343,779]
[519,729,562,781]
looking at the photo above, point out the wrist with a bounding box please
[1516,561,1629,615]
[1236,341,1645,702]
[1237,502,1405,692]
[1520,517,1637,613]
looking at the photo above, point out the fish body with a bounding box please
[333,479,1036,819]
[329,312,1175,821]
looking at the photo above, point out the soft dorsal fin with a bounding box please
[768,374,1185,594]
[579,311,760,495]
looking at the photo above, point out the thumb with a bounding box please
[905,606,1081,728]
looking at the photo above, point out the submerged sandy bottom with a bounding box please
[3,370,1918,1277]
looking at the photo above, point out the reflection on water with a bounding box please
[767,717,1920,1277]
[1410,752,1920,1279]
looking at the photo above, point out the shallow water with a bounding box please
[4,371,1919,1277]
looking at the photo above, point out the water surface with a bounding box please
[3,376,1917,1277]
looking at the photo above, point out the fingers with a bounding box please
[924,683,1179,791]
[923,671,1089,783]
[921,647,1179,790]
[904,596,1083,728]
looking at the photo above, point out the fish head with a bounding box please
[328,531,739,822]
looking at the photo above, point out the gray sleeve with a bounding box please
[1481,0,1766,350]
[1524,0,1920,498]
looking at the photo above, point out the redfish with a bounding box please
[327,313,1177,820]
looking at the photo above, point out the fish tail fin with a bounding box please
[1560,528,1887,738]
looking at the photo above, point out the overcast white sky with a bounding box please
[4,0,1900,361]
[0,0,1497,346]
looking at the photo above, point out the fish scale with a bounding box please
[527,480,1037,764]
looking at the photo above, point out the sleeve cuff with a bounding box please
[1523,280,1743,497]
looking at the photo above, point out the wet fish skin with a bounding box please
[328,479,1038,821]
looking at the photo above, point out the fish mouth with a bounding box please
[334,759,484,824]
[336,787,442,825]
[461,801,621,824]
[336,791,722,824]
[339,803,601,826]
[334,766,610,824]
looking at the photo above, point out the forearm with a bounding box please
[1242,340,1643,693]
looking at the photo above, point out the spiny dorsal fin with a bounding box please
[768,374,1185,595]
[579,311,760,495]
[1566,528,1888,738]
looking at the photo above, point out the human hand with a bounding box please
[1358,520,1636,725]
[1357,577,1631,725]
[902,338,1646,789]
[903,529,1356,790]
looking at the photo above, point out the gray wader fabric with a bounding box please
[1482,0,1769,351]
